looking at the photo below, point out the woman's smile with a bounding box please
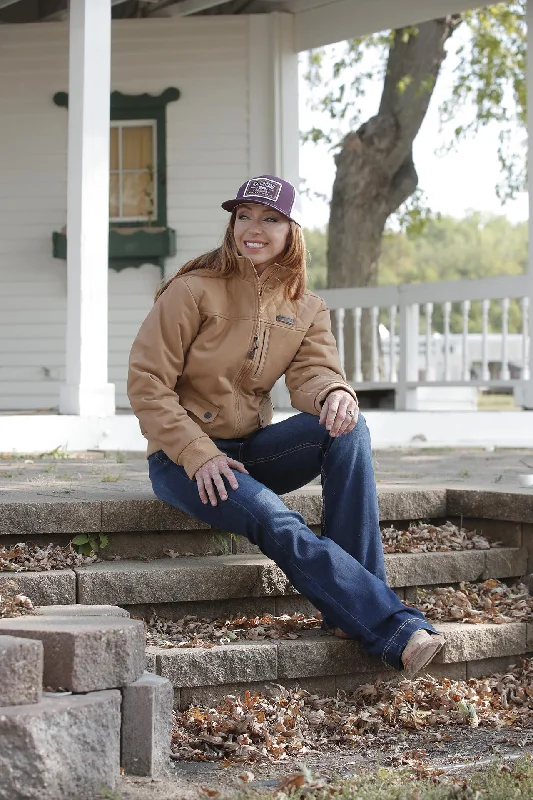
[234,203,290,273]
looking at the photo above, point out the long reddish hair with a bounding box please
[154,209,307,303]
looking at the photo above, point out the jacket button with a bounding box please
[204,412,212,419]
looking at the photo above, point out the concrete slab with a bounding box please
[2,571,76,606]
[35,604,130,617]
[157,641,278,688]
[0,690,121,800]
[121,672,173,778]
[0,616,145,693]
[0,636,43,707]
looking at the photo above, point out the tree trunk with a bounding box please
[328,16,462,382]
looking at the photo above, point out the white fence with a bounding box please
[315,275,531,410]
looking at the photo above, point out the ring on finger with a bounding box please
[347,410,354,417]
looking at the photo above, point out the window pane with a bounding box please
[109,173,120,218]
[122,171,153,218]
[110,127,119,171]
[122,125,154,171]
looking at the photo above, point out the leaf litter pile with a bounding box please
[0,579,34,618]
[381,521,499,553]
[0,542,97,572]
[407,580,533,625]
[172,659,533,765]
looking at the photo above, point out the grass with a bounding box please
[222,759,533,800]
[101,473,123,483]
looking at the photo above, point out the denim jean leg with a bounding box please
[149,434,437,671]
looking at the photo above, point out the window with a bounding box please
[109,121,157,223]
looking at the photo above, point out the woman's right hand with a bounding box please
[195,455,249,506]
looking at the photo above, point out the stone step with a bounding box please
[8,547,527,613]
[145,621,533,709]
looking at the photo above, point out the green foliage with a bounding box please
[71,533,109,556]
[304,213,527,333]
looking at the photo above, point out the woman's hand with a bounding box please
[319,390,359,437]
[195,455,249,507]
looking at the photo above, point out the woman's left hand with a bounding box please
[319,390,359,437]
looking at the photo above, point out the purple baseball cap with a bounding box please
[221,175,303,227]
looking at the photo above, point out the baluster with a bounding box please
[481,299,490,381]
[389,305,397,382]
[371,306,379,382]
[443,301,451,381]
[501,298,510,380]
[461,300,471,381]
[522,297,530,381]
[335,308,345,372]
[354,307,363,383]
[425,302,433,381]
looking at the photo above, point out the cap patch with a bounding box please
[243,177,283,203]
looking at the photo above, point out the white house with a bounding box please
[0,0,532,452]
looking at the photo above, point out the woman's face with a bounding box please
[233,203,290,271]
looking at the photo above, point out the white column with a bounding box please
[248,13,299,186]
[524,0,533,408]
[59,0,115,417]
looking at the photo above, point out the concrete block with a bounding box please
[278,633,376,679]
[522,524,533,572]
[378,488,447,522]
[0,690,120,800]
[131,596,277,622]
[101,497,210,533]
[433,622,527,664]
[145,648,158,674]
[0,501,100,535]
[5,571,76,606]
[466,654,525,679]
[157,642,277,688]
[448,517,522,548]
[425,661,467,681]
[483,547,527,580]
[282,488,323,526]
[480,491,533,524]
[0,616,145,692]
[179,676,337,710]
[385,551,485,588]
[275,595,317,617]
[103,529,233,560]
[446,490,487,519]
[35,604,130,617]
[0,636,43,707]
[76,556,263,605]
[258,562,297,596]
[121,672,173,778]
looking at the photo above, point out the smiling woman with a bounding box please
[127,173,444,679]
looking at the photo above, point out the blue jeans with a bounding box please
[148,412,437,670]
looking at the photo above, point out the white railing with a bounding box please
[315,275,531,410]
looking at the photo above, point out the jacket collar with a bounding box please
[236,256,292,288]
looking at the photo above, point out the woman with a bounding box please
[128,174,444,677]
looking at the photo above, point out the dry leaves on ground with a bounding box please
[0,542,97,572]
[172,659,533,764]
[145,613,322,649]
[406,580,533,624]
[381,522,499,554]
[0,579,34,618]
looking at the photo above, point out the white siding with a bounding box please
[0,18,251,410]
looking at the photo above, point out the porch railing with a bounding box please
[314,275,530,410]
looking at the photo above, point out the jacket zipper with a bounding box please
[253,328,268,376]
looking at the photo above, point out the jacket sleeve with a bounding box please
[284,300,358,414]
[127,277,224,479]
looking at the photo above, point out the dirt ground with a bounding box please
[117,727,533,799]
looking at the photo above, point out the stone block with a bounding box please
[282,487,322,526]
[157,642,277,688]
[103,529,232,560]
[0,616,145,692]
[278,633,376,679]
[179,676,337,710]
[483,547,527,580]
[480,491,533,524]
[0,690,120,800]
[0,636,43,707]
[101,497,210,533]
[0,501,100,535]
[425,661,467,681]
[433,622,527,664]
[145,648,158,674]
[385,551,485,588]
[36,604,130,617]
[121,672,173,778]
[522,524,533,572]
[378,488,447,522]
[446,490,487,519]
[4,571,76,606]
[76,556,262,605]
[131,596,277,622]
[275,595,317,617]
[466,654,524,679]
[448,517,522,548]
[258,561,297,596]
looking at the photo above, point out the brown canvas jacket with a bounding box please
[127,257,358,479]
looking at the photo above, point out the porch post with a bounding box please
[248,13,299,186]
[525,0,533,408]
[59,0,115,416]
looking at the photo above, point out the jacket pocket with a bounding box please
[181,394,221,425]
[258,394,274,428]
[253,326,270,379]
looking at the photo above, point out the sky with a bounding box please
[298,29,529,230]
